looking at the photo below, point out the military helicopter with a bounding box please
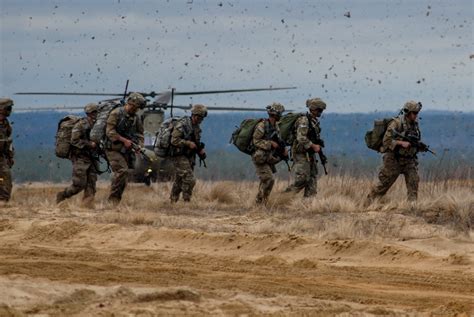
[16,82,296,184]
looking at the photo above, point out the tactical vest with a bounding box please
[395,115,421,158]
[116,108,139,142]
[306,114,322,143]
[263,120,279,141]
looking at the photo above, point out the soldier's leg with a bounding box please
[170,157,183,202]
[83,163,97,200]
[57,158,89,203]
[106,151,129,203]
[304,160,318,197]
[403,160,419,201]
[285,153,309,194]
[254,163,274,204]
[367,153,401,201]
[178,157,196,202]
[0,161,12,201]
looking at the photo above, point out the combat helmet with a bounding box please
[306,98,327,111]
[127,92,146,108]
[84,103,98,114]
[402,101,422,114]
[191,104,208,117]
[0,98,14,116]
[266,102,285,116]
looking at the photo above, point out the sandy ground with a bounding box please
[0,181,473,316]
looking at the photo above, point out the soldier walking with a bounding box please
[285,98,327,197]
[169,104,207,203]
[56,103,99,205]
[0,98,14,202]
[252,103,287,204]
[105,93,145,205]
[367,101,426,202]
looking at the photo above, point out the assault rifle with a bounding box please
[308,139,328,175]
[269,130,290,171]
[391,129,436,156]
[195,142,207,168]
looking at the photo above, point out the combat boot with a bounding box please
[56,191,67,204]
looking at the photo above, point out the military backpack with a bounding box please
[154,117,180,157]
[278,112,304,146]
[364,117,394,152]
[230,118,262,154]
[55,115,81,158]
[89,101,122,144]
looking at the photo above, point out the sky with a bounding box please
[0,0,472,113]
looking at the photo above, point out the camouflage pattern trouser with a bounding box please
[368,152,419,201]
[252,160,275,204]
[59,156,97,200]
[0,158,12,201]
[285,152,318,197]
[170,155,195,202]
[106,150,129,203]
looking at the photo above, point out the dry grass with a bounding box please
[4,176,473,240]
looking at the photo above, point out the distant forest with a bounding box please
[10,111,474,182]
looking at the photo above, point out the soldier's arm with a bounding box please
[382,119,401,151]
[252,121,272,151]
[170,121,190,148]
[295,117,313,150]
[136,115,145,147]
[106,109,121,141]
[71,120,92,149]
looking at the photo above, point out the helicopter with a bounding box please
[16,82,296,184]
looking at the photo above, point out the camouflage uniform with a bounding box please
[0,99,14,202]
[170,116,202,202]
[106,107,144,203]
[57,117,98,203]
[285,114,321,197]
[368,115,421,201]
[252,120,282,204]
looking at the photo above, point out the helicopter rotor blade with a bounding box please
[15,92,125,97]
[174,86,297,96]
[16,86,296,98]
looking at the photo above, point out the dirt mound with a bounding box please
[135,289,201,302]
[443,253,471,265]
[292,258,319,269]
[23,221,85,242]
[253,255,288,266]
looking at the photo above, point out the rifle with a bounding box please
[194,142,207,168]
[308,139,328,175]
[269,130,290,171]
[391,129,436,156]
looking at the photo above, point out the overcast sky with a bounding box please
[1,0,472,113]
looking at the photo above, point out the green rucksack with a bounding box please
[55,115,81,159]
[230,118,262,154]
[365,117,394,152]
[278,112,304,146]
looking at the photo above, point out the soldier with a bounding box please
[56,103,99,205]
[0,98,14,202]
[169,104,207,203]
[105,93,145,205]
[252,103,287,204]
[367,101,425,202]
[285,98,327,197]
